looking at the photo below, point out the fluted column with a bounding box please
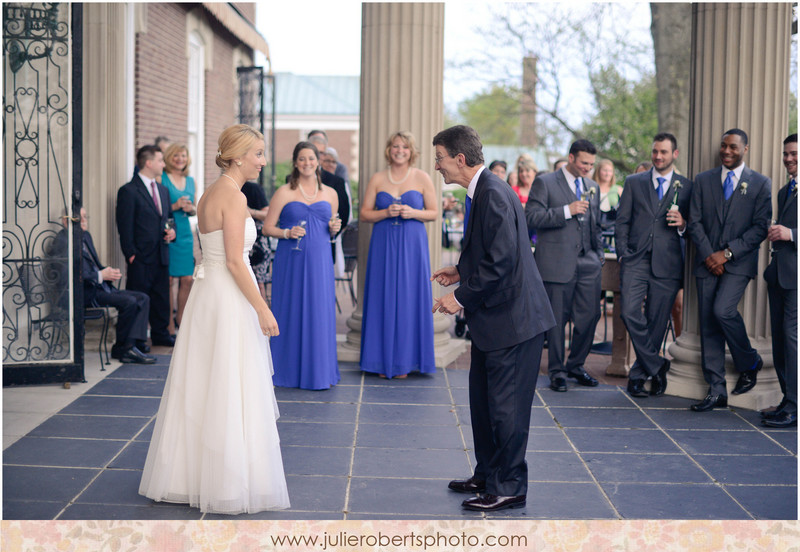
[667,3,791,409]
[338,3,466,366]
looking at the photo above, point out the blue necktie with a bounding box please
[575,178,581,199]
[789,179,796,200]
[723,171,734,201]
[464,195,472,227]
[657,177,666,201]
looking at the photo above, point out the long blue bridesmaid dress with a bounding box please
[360,191,436,378]
[270,201,340,390]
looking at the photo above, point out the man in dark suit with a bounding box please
[615,133,693,398]
[52,208,155,363]
[762,134,797,428]
[307,134,351,227]
[116,145,176,348]
[525,139,603,392]
[432,125,555,512]
[687,128,771,412]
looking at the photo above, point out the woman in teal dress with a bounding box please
[162,143,197,333]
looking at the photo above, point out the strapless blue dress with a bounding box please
[360,191,435,378]
[270,201,340,390]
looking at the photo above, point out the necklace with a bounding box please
[221,173,240,189]
[298,180,320,202]
[387,166,411,185]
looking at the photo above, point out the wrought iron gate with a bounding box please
[237,66,276,199]
[3,3,84,384]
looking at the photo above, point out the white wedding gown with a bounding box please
[139,217,290,514]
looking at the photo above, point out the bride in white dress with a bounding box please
[139,124,290,514]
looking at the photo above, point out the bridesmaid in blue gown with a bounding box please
[360,131,438,378]
[262,142,342,390]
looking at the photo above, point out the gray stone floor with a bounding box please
[3,354,797,520]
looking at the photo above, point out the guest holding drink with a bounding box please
[359,131,437,379]
[161,143,196,333]
[262,142,341,389]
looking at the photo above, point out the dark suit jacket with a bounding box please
[81,232,114,304]
[688,165,771,278]
[525,169,604,283]
[455,169,555,352]
[764,182,797,290]
[116,174,170,266]
[615,169,693,279]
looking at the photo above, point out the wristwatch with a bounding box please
[724,248,733,260]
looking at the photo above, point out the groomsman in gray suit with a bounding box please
[687,129,771,412]
[762,134,797,428]
[526,139,603,392]
[616,133,693,398]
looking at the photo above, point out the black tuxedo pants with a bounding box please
[696,273,759,396]
[92,289,149,349]
[620,261,681,379]
[767,282,797,414]
[125,260,171,341]
[469,332,544,497]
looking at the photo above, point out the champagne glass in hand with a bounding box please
[165,217,176,241]
[330,214,340,244]
[293,219,307,251]
[392,197,403,225]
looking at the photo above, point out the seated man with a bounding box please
[53,208,155,364]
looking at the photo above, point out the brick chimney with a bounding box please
[520,56,538,148]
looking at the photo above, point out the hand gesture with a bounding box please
[100,267,122,282]
[257,307,279,337]
[431,265,460,287]
[164,228,176,242]
[329,215,342,235]
[288,225,307,239]
[569,200,589,216]
[432,291,460,315]
[767,224,792,242]
[666,206,685,229]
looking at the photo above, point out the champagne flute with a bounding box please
[392,197,403,225]
[293,219,307,251]
[164,217,176,241]
[330,214,340,244]
[769,218,777,254]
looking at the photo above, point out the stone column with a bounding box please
[667,3,791,410]
[82,4,133,268]
[338,3,466,366]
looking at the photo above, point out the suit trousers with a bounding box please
[126,260,171,342]
[620,261,681,379]
[767,282,797,413]
[696,272,759,396]
[93,289,150,350]
[543,254,602,377]
[469,332,544,497]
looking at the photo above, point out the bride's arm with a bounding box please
[222,193,279,337]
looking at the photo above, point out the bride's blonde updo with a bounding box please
[215,124,264,170]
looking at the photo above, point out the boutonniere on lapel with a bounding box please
[670,181,683,210]
[586,187,597,201]
[740,182,748,196]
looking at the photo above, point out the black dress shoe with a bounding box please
[690,394,727,412]
[448,476,486,494]
[120,346,157,364]
[568,370,599,387]
[627,378,649,398]
[761,399,788,419]
[650,359,671,396]
[462,494,526,511]
[732,358,762,395]
[761,411,797,428]
[549,376,567,392]
[151,335,176,347]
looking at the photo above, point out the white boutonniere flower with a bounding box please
[740,182,748,195]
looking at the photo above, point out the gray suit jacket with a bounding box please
[615,169,693,280]
[525,170,604,283]
[764,182,797,290]
[687,165,771,279]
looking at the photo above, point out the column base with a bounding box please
[336,313,468,368]
[666,332,783,411]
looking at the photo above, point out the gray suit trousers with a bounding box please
[768,283,797,413]
[696,273,759,396]
[544,254,602,376]
[620,261,681,379]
